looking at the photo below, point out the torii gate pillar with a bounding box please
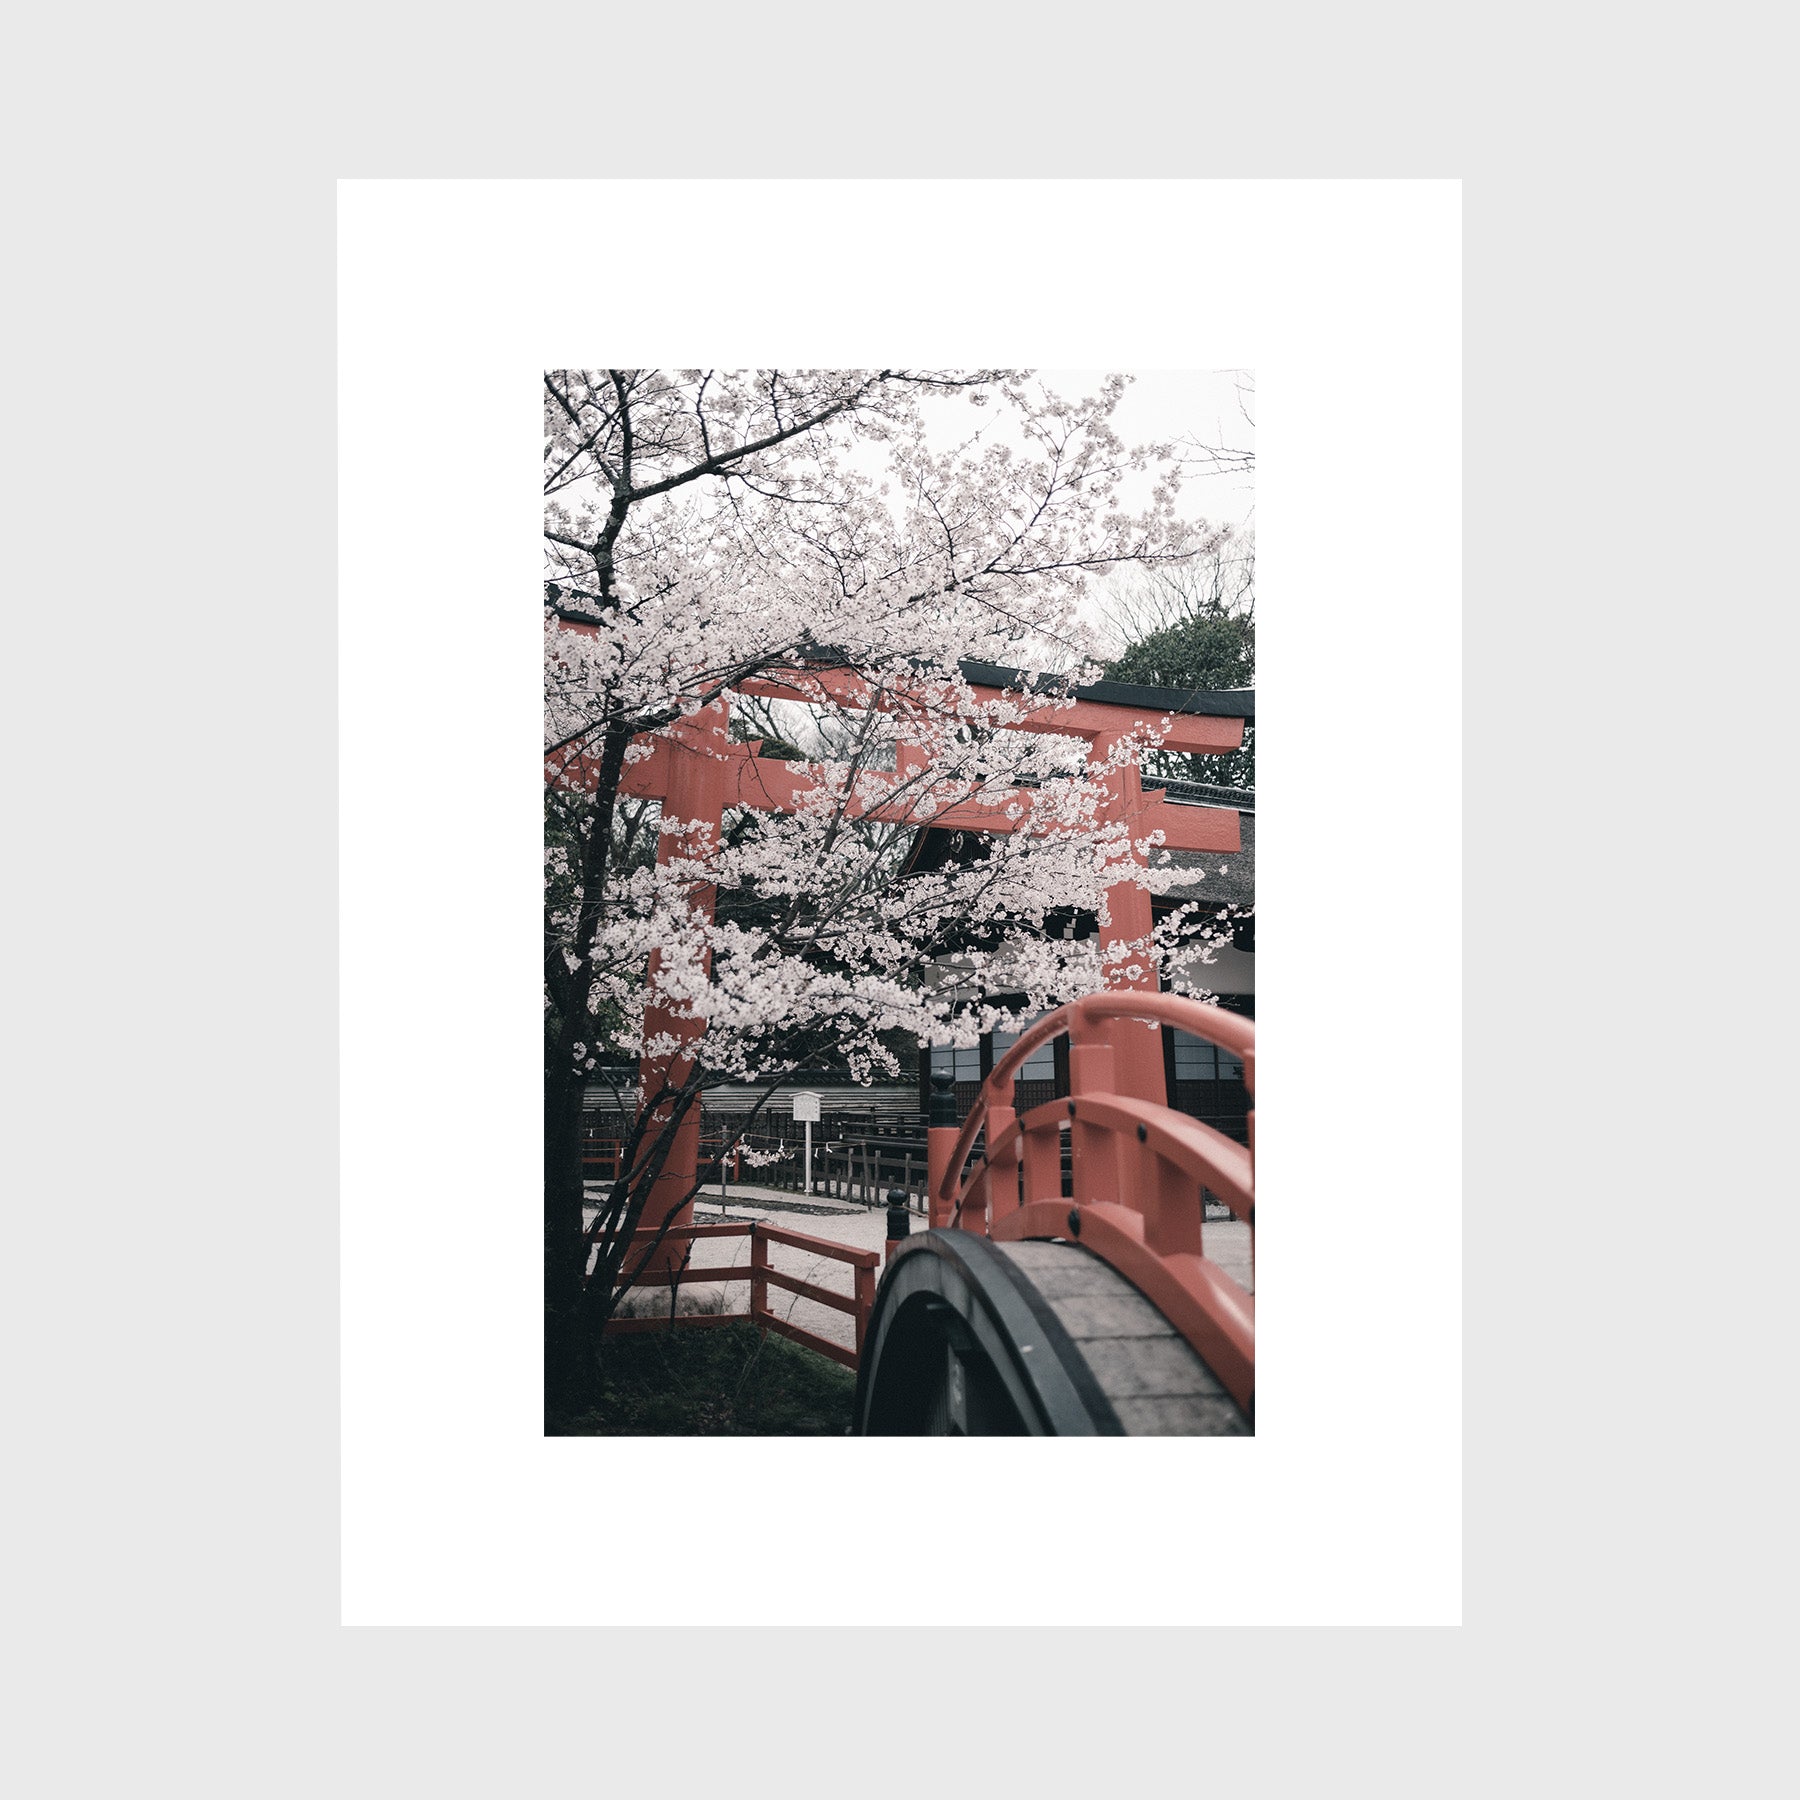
[636,702,728,1273]
[1092,732,1168,1109]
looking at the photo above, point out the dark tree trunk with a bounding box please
[544,1064,594,1420]
[544,721,632,1424]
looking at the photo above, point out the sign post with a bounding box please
[791,1090,821,1195]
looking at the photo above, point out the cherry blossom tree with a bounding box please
[543,368,1235,1412]
[1105,525,1256,789]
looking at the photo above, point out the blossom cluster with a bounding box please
[544,369,1232,1089]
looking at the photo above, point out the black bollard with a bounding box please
[884,1186,911,1265]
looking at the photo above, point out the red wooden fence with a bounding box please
[597,1220,878,1371]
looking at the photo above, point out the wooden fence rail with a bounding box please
[595,1220,879,1370]
[581,1115,938,1206]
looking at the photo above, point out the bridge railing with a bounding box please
[926,990,1257,1410]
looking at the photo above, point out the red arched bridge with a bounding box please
[861,988,1253,1436]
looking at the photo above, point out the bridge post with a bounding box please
[926,1069,958,1229]
[1066,1021,1126,1206]
[983,1078,1018,1233]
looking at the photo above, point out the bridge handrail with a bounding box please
[926,987,1257,1412]
[934,989,1255,1211]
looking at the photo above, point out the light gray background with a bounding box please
[9,12,1784,1794]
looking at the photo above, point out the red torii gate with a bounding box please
[547,659,1248,1263]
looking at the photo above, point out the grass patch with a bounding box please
[553,1320,856,1436]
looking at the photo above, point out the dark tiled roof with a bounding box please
[959,660,1254,720]
[1162,779,1255,814]
[1159,811,1255,910]
[583,1083,921,1118]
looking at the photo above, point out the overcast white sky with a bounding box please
[907,367,1255,528]
[1040,367,1256,533]
[896,367,1255,661]
[1041,368,1255,658]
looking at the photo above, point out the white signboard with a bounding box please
[790,1090,821,1123]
